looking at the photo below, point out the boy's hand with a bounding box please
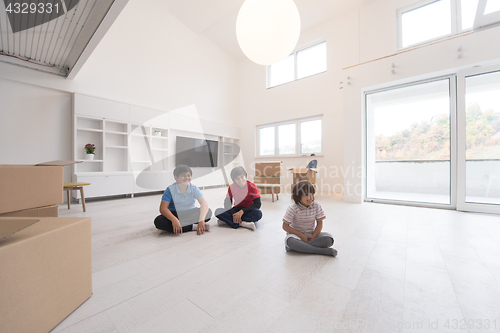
[172,219,182,234]
[197,221,205,235]
[299,234,309,243]
[232,210,243,224]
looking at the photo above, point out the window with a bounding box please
[257,117,322,157]
[267,41,327,88]
[268,55,294,87]
[398,0,500,49]
[400,0,452,48]
[278,123,296,155]
[300,119,322,154]
[259,126,275,156]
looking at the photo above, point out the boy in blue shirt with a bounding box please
[154,165,212,235]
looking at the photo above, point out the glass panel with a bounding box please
[485,0,500,14]
[269,54,294,87]
[402,0,451,47]
[301,119,322,154]
[259,126,275,156]
[366,79,451,204]
[461,0,479,30]
[278,123,296,155]
[464,70,500,205]
[297,42,327,79]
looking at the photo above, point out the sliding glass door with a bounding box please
[458,65,500,214]
[365,64,500,214]
[366,77,455,207]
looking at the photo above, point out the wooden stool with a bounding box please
[63,182,91,212]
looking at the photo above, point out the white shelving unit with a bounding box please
[73,93,241,199]
[73,94,170,199]
[221,136,241,185]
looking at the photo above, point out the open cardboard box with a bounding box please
[0,160,80,216]
[289,168,318,184]
[0,216,92,333]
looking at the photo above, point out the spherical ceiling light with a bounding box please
[236,0,301,66]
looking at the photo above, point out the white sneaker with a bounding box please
[217,219,226,226]
[240,221,256,231]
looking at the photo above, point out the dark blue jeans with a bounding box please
[154,208,212,233]
[215,207,262,229]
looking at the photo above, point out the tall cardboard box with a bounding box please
[0,217,92,333]
[0,161,79,215]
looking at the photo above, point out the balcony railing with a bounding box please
[367,159,500,204]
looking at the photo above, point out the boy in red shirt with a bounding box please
[215,166,262,230]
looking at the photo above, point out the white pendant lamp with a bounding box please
[236,0,301,66]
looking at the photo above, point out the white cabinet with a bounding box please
[74,94,129,121]
[73,174,134,199]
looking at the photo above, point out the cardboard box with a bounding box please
[0,205,58,218]
[0,217,92,333]
[254,176,280,184]
[289,168,317,184]
[254,162,282,177]
[0,161,79,215]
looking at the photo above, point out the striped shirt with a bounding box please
[283,202,326,235]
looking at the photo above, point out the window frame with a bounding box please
[397,0,459,50]
[473,0,500,30]
[256,115,323,158]
[266,40,327,89]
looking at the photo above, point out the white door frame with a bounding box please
[457,63,500,214]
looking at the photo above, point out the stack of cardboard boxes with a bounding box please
[254,161,282,202]
[0,161,92,333]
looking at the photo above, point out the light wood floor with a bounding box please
[54,188,500,333]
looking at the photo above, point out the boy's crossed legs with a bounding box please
[285,232,337,256]
[154,208,212,233]
[215,208,262,230]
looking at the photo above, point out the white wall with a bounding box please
[343,0,500,202]
[237,12,359,196]
[0,0,239,176]
[0,79,72,170]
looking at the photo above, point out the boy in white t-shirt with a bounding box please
[282,180,337,256]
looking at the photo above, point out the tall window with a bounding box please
[257,117,322,157]
[267,41,327,88]
[398,0,500,49]
[259,126,275,156]
[278,123,296,155]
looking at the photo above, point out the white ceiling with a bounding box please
[165,0,379,62]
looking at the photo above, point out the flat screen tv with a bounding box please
[175,136,218,167]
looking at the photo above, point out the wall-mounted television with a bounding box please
[175,136,218,167]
